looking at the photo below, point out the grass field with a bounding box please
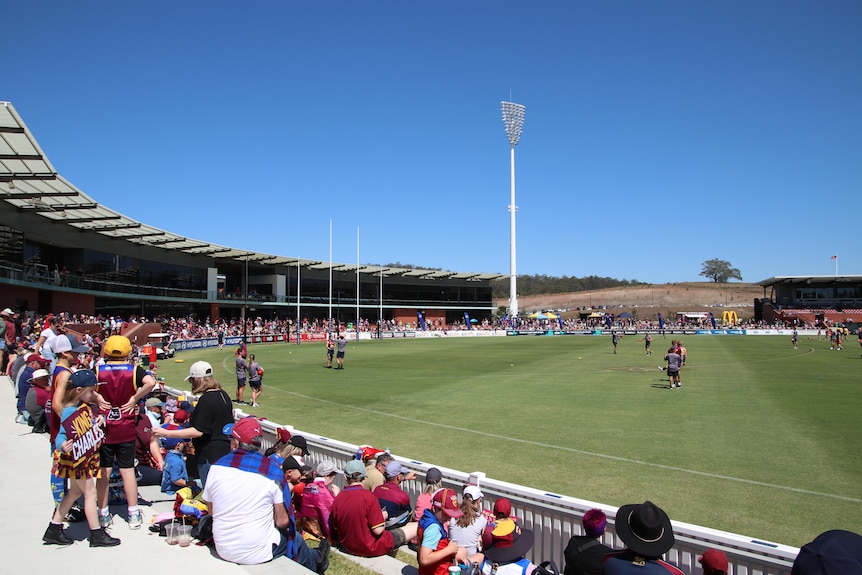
[155,334,862,548]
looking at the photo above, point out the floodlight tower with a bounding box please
[501,100,525,318]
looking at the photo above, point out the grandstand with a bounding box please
[756,275,862,328]
[0,101,503,326]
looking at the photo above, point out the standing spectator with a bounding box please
[248,353,264,407]
[601,501,683,575]
[35,315,63,372]
[235,346,249,404]
[202,417,326,571]
[331,460,418,557]
[563,508,613,575]
[479,518,536,575]
[418,488,470,575]
[152,361,233,487]
[0,307,17,373]
[326,337,335,368]
[449,485,487,557]
[94,335,157,530]
[43,369,121,548]
[611,331,619,354]
[335,333,347,369]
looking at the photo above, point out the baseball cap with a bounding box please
[25,353,49,365]
[104,335,132,358]
[69,369,97,388]
[276,427,292,443]
[463,485,484,501]
[425,467,443,483]
[283,455,306,471]
[431,488,463,518]
[0,308,13,317]
[184,360,213,380]
[493,497,512,517]
[145,397,165,409]
[288,435,309,455]
[316,460,343,476]
[225,417,263,444]
[698,549,728,575]
[384,460,408,478]
[52,334,90,355]
[173,409,190,423]
[344,459,367,478]
[27,368,51,383]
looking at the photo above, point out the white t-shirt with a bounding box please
[449,515,488,556]
[203,464,284,564]
[39,328,58,357]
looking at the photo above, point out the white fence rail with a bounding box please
[166,386,798,575]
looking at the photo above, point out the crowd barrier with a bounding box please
[162,386,799,575]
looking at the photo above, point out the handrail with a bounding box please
[163,386,797,575]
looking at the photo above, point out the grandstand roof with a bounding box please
[0,101,505,281]
[757,275,862,287]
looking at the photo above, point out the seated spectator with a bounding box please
[374,461,414,528]
[331,459,419,557]
[202,417,327,571]
[302,460,343,540]
[161,440,191,494]
[418,488,471,575]
[25,368,51,433]
[791,529,862,575]
[265,427,308,466]
[160,409,191,451]
[480,518,536,575]
[449,485,487,557]
[144,397,164,427]
[563,508,613,575]
[415,467,443,520]
[15,352,48,424]
[697,549,728,575]
[601,501,683,575]
[134,401,164,486]
[363,452,392,491]
[283,455,311,517]
[482,497,517,550]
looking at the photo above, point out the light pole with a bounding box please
[501,100,526,318]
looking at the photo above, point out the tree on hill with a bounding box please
[700,259,743,283]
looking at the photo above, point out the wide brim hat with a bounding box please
[792,530,862,575]
[484,520,535,564]
[614,501,675,557]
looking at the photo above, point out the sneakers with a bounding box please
[43,522,74,546]
[316,539,331,574]
[89,527,121,547]
[251,402,260,407]
[128,509,143,530]
[99,512,113,529]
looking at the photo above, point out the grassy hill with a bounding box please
[496,282,763,321]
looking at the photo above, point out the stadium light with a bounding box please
[501,100,526,318]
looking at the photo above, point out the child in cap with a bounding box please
[417,488,471,575]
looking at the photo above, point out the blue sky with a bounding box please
[4,1,860,284]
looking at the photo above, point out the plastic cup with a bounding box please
[165,523,179,545]
[177,524,193,547]
[449,566,461,575]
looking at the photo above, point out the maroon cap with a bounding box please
[698,549,728,575]
[431,488,463,518]
[493,497,512,517]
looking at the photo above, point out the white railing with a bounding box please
[162,386,798,575]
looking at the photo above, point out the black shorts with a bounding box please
[667,369,679,377]
[336,351,345,359]
[237,378,246,389]
[100,440,136,469]
[250,380,262,390]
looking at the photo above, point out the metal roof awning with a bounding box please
[0,101,503,280]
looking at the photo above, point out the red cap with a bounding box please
[431,488,463,518]
[228,417,263,444]
[276,427,292,443]
[26,353,50,366]
[698,549,728,575]
[493,497,512,518]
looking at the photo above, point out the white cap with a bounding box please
[185,360,213,380]
[463,485,484,500]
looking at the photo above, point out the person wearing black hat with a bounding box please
[479,518,536,575]
[601,501,683,575]
[791,529,862,575]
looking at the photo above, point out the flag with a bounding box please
[831,255,837,260]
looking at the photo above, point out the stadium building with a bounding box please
[756,275,862,327]
[0,102,502,326]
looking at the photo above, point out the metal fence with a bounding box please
[167,388,799,575]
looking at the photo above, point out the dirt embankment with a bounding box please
[495,282,764,321]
